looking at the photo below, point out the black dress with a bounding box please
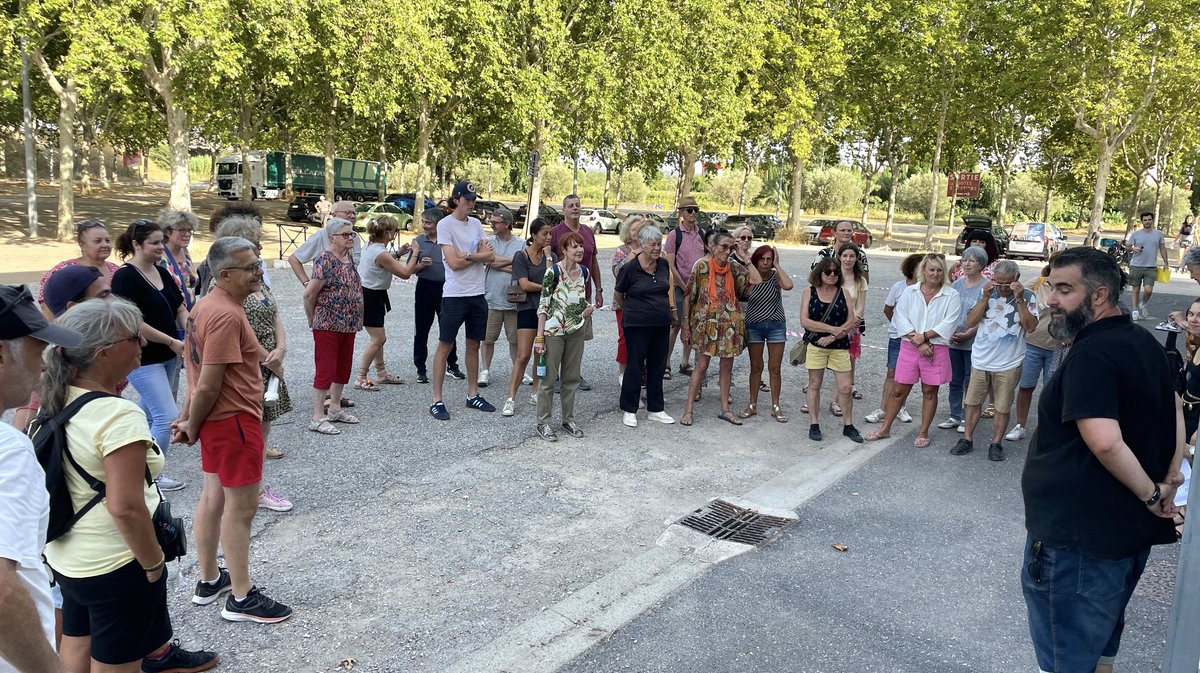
[1185,359,1200,443]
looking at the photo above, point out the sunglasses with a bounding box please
[680,207,699,214]
[821,268,838,276]
[104,334,145,348]
[737,236,752,241]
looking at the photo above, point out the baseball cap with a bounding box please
[493,208,514,225]
[0,285,84,347]
[42,265,103,317]
[451,180,478,201]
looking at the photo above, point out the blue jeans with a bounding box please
[1019,345,1055,389]
[126,358,180,455]
[947,348,971,420]
[1021,535,1150,672]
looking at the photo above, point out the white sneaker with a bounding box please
[522,373,534,385]
[529,392,538,406]
[864,408,885,423]
[957,423,965,433]
[623,412,638,427]
[1005,424,1026,441]
[618,374,624,386]
[1139,310,1152,321]
[1131,309,1141,321]
[647,411,675,424]
[897,408,913,423]
[478,369,490,387]
[502,398,515,416]
[937,417,961,429]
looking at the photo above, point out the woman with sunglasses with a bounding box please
[867,254,961,447]
[39,219,121,317]
[730,226,754,267]
[111,220,188,491]
[355,215,414,391]
[801,260,862,442]
[739,244,793,422]
[680,231,758,426]
[303,217,364,435]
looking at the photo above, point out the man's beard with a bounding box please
[1049,302,1093,343]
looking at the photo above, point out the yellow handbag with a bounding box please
[1157,268,1172,284]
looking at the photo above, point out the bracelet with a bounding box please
[534,336,545,343]
[142,556,166,573]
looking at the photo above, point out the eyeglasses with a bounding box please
[171,227,194,234]
[737,236,752,241]
[333,232,356,239]
[104,334,145,347]
[716,243,734,251]
[680,207,699,214]
[226,263,263,273]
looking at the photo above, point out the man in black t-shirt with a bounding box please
[1021,247,1185,673]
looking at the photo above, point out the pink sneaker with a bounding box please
[258,485,293,512]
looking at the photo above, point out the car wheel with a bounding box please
[593,223,602,235]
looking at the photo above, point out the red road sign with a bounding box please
[947,172,981,198]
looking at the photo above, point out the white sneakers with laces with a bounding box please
[1006,424,1027,441]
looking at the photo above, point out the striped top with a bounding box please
[744,270,785,324]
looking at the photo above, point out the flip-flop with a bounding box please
[865,430,890,441]
[679,363,694,376]
[680,411,694,426]
[913,436,930,448]
[852,389,863,400]
[717,411,744,426]
[325,396,356,408]
[308,419,341,435]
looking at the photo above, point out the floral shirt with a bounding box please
[312,250,363,332]
[538,263,589,337]
[162,247,197,310]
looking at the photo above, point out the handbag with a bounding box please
[505,280,528,304]
[1157,267,1172,284]
[789,288,842,366]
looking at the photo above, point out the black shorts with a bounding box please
[439,295,488,343]
[517,308,539,330]
[362,287,392,328]
[54,560,172,665]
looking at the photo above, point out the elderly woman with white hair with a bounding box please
[939,245,988,432]
[302,217,364,436]
[612,214,647,383]
[614,224,677,427]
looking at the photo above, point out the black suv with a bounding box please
[473,200,511,225]
[513,203,563,229]
[954,214,1009,256]
[287,195,323,223]
[722,214,780,240]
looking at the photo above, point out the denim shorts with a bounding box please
[746,320,787,344]
[1019,344,1055,389]
[887,337,901,369]
[1021,535,1150,672]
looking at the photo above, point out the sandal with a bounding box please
[679,363,694,376]
[865,430,889,441]
[800,404,809,413]
[852,389,863,400]
[981,407,995,419]
[771,405,788,423]
[374,368,405,385]
[913,436,930,448]
[738,404,757,419]
[1175,512,1186,540]
[680,411,694,426]
[326,410,361,424]
[830,402,843,417]
[265,447,285,459]
[759,383,770,393]
[325,395,356,408]
[662,370,672,381]
[353,376,381,392]
[308,419,341,435]
[717,410,744,426]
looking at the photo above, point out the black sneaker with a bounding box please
[430,401,450,421]
[988,442,1006,462]
[950,438,974,455]
[808,424,822,441]
[191,568,232,606]
[141,639,219,673]
[842,425,863,444]
[465,395,495,412]
[578,377,593,391]
[416,371,429,384]
[221,587,293,624]
[447,365,466,380]
[536,424,558,442]
[560,421,585,438]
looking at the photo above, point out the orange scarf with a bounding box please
[708,256,735,305]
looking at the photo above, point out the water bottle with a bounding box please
[264,374,280,404]
[536,351,547,379]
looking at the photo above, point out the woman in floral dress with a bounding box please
[303,218,364,435]
[680,231,759,426]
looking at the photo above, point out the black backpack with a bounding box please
[30,391,117,543]
[1164,331,1187,396]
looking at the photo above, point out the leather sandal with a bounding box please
[738,404,757,419]
[771,405,788,423]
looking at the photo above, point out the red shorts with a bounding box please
[313,329,356,389]
[199,413,264,488]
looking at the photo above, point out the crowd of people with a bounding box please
[0,188,1196,673]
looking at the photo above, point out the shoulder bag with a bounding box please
[790,288,842,366]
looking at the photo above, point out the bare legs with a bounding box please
[195,472,260,598]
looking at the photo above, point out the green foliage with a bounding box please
[804,166,861,213]
[539,163,573,200]
[705,169,764,208]
[896,173,950,216]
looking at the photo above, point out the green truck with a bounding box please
[216,150,382,201]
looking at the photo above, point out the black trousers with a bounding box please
[621,324,669,413]
[414,278,457,373]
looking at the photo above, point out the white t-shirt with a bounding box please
[971,289,1038,372]
[0,424,56,672]
[294,226,362,266]
[884,280,906,340]
[1128,228,1164,268]
[438,214,487,298]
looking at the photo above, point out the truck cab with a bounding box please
[216,151,281,200]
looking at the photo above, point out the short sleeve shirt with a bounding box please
[311,251,364,332]
[615,256,672,328]
[111,263,184,365]
[1022,315,1177,558]
[551,223,599,297]
[438,215,487,297]
[664,225,706,285]
[1128,228,1165,267]
[971,288,1037,371]
[186,286,264,421]
[42,390,163,578]
[539,264,589,336]
[884,280,907,339]
[484,235,526,310]
[511,248,552,313]
[412,235,446,283]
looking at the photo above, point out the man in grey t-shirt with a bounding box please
[1126,212,1169,321]
[480,208,524,388]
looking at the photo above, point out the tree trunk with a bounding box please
[788,151,804,233]
[1127,170,1146,234]
[613,165,624,212]
[572,151,579,196]
[99,143,111,188]
[400,160,407,193]
[525,119,546,228]
[922,97,948,250]
[324,101,337,199]
[1042,157,1059,222]
[487,158,493,198]
[140,153,148,186]
[860,172,872,226]
[884,169,899,239]
[948,182,959,237]
[1166,181,1178,232]
[208,152,217,192]
[737,165,751,215]
[1152,172,1164,226]
[1087,141,1115,240]
[239,142,252,203]
[32,53,78,239]
[603,164,611,210]
[415,96,432,222]
[997,167,1011,229]
[678,146,699,199]
[78,131,92,196]
[378,121,388,201]
[163,102,191,210]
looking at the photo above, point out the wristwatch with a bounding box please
[1143,484,1162,506]
[466,251,473,262]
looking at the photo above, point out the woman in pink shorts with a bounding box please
[867,254,961,447]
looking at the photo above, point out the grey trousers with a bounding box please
[537,327,586,425]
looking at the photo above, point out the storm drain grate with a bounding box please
[1134,561,1177,604]
[677,499,795,546]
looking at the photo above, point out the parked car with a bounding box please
[641,212,668,229]
[581,208,621,234]
[817,220,874,248]
[722,214,780,241]
[513,203,563,229]
[473,200,511,225]
[954,214,1009,256]
[287,195,323,223]
[698,211,729,231]
[383,193,437,214]
[803,219,840,244]
[312,201,413,231]
[1007,221,1067,260]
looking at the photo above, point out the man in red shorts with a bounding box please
[175,236,293,624]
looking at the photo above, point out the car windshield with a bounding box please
[355,203,371,213]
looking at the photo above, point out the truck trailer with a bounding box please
[216,151,383,201]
